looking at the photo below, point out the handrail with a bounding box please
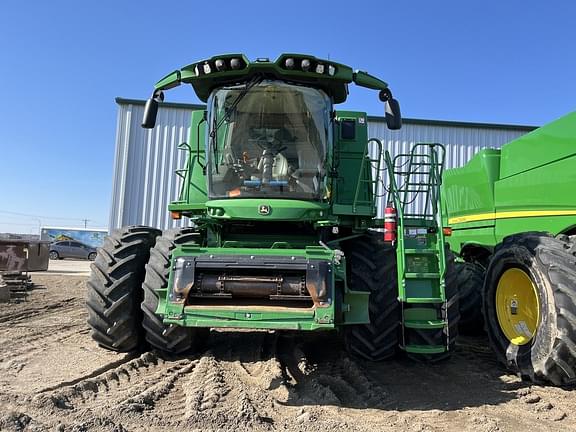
[384,149,406,292]
[352,138,383,213]
[385,143,447,300]
[176,142,193,202]
[391,143,445,218]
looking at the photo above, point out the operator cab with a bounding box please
[207,80,330,200]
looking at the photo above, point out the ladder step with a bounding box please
[405,297,444,304]
[405,344,447,354]
[404,319,446,329]
[403,218,435,225]
[404,249,438,255]
[405,272,440,279]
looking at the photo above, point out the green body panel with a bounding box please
[332,111,377,216]
[500,111,576,179]
[205,199,329,221]
[444,111,576,254]
[442,149,500,224]
[447,225,497,256]
[168,110,208,214]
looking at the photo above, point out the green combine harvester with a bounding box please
[443,111,576,385]
[87,54,459,361]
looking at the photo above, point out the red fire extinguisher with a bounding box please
[384,205,397,243]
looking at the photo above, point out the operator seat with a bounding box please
[257,152,289,179]
[292,147,321,194]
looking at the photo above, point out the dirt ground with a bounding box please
[0,271,575,432]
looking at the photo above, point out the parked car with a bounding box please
[49,241,97,261]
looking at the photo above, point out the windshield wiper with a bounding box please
[214,75,263,132]
[209,75,263,175]
[211,96,220,174]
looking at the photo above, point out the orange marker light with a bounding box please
[443,227,453,236]
[171,211,182,220]
[228,188,241,197]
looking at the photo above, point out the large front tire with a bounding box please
[343,233,400,361]
[141,228,209,354]
[483,233,576,385]
[86,226,161,352]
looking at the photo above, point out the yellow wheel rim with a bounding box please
[495,268,540,345]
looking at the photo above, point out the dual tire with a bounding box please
[86,226,208,354]
[141,228,209,353]
[86,226,161,352]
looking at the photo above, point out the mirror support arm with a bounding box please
[352,70,389,92]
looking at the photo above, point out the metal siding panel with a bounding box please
[110,104,192,231]
[110,103,530,231]
[108,105,128,231]
[368,121,527,217]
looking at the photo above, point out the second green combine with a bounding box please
[87,54,458,361]
[443,111,576,385]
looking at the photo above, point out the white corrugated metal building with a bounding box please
[109,98,535,231]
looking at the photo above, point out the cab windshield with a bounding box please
[207,80,331,200]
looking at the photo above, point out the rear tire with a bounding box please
[483,233,576,385]
[141,228,209,354]
[86,226,161,352]
[456,261,485,334]
[343,233,400,361]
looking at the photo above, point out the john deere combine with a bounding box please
[87,54,458,361]
[443,111,576,385]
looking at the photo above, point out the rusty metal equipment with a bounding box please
[0,239,50,302]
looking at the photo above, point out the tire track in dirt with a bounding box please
[183,354,229,416]
[175,334,283,430]
[0,298,80,324]
[0,326,89,366]
[183,351,266,429]
[170,331,393,430]
[273,333,390,409]
[34,351,197,414]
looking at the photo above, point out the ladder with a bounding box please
[384,143,450,355]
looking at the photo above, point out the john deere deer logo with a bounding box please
[258,204,271,216]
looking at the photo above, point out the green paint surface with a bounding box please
[444,111,576,254]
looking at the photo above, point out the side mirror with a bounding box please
[141,91,164,129]
[379,89,402,130]
[385,98,402,130]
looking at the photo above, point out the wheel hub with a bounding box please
[495,268,540,345]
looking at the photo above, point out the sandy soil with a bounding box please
[0,272,574,432]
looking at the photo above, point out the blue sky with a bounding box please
[0,1,574,234]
